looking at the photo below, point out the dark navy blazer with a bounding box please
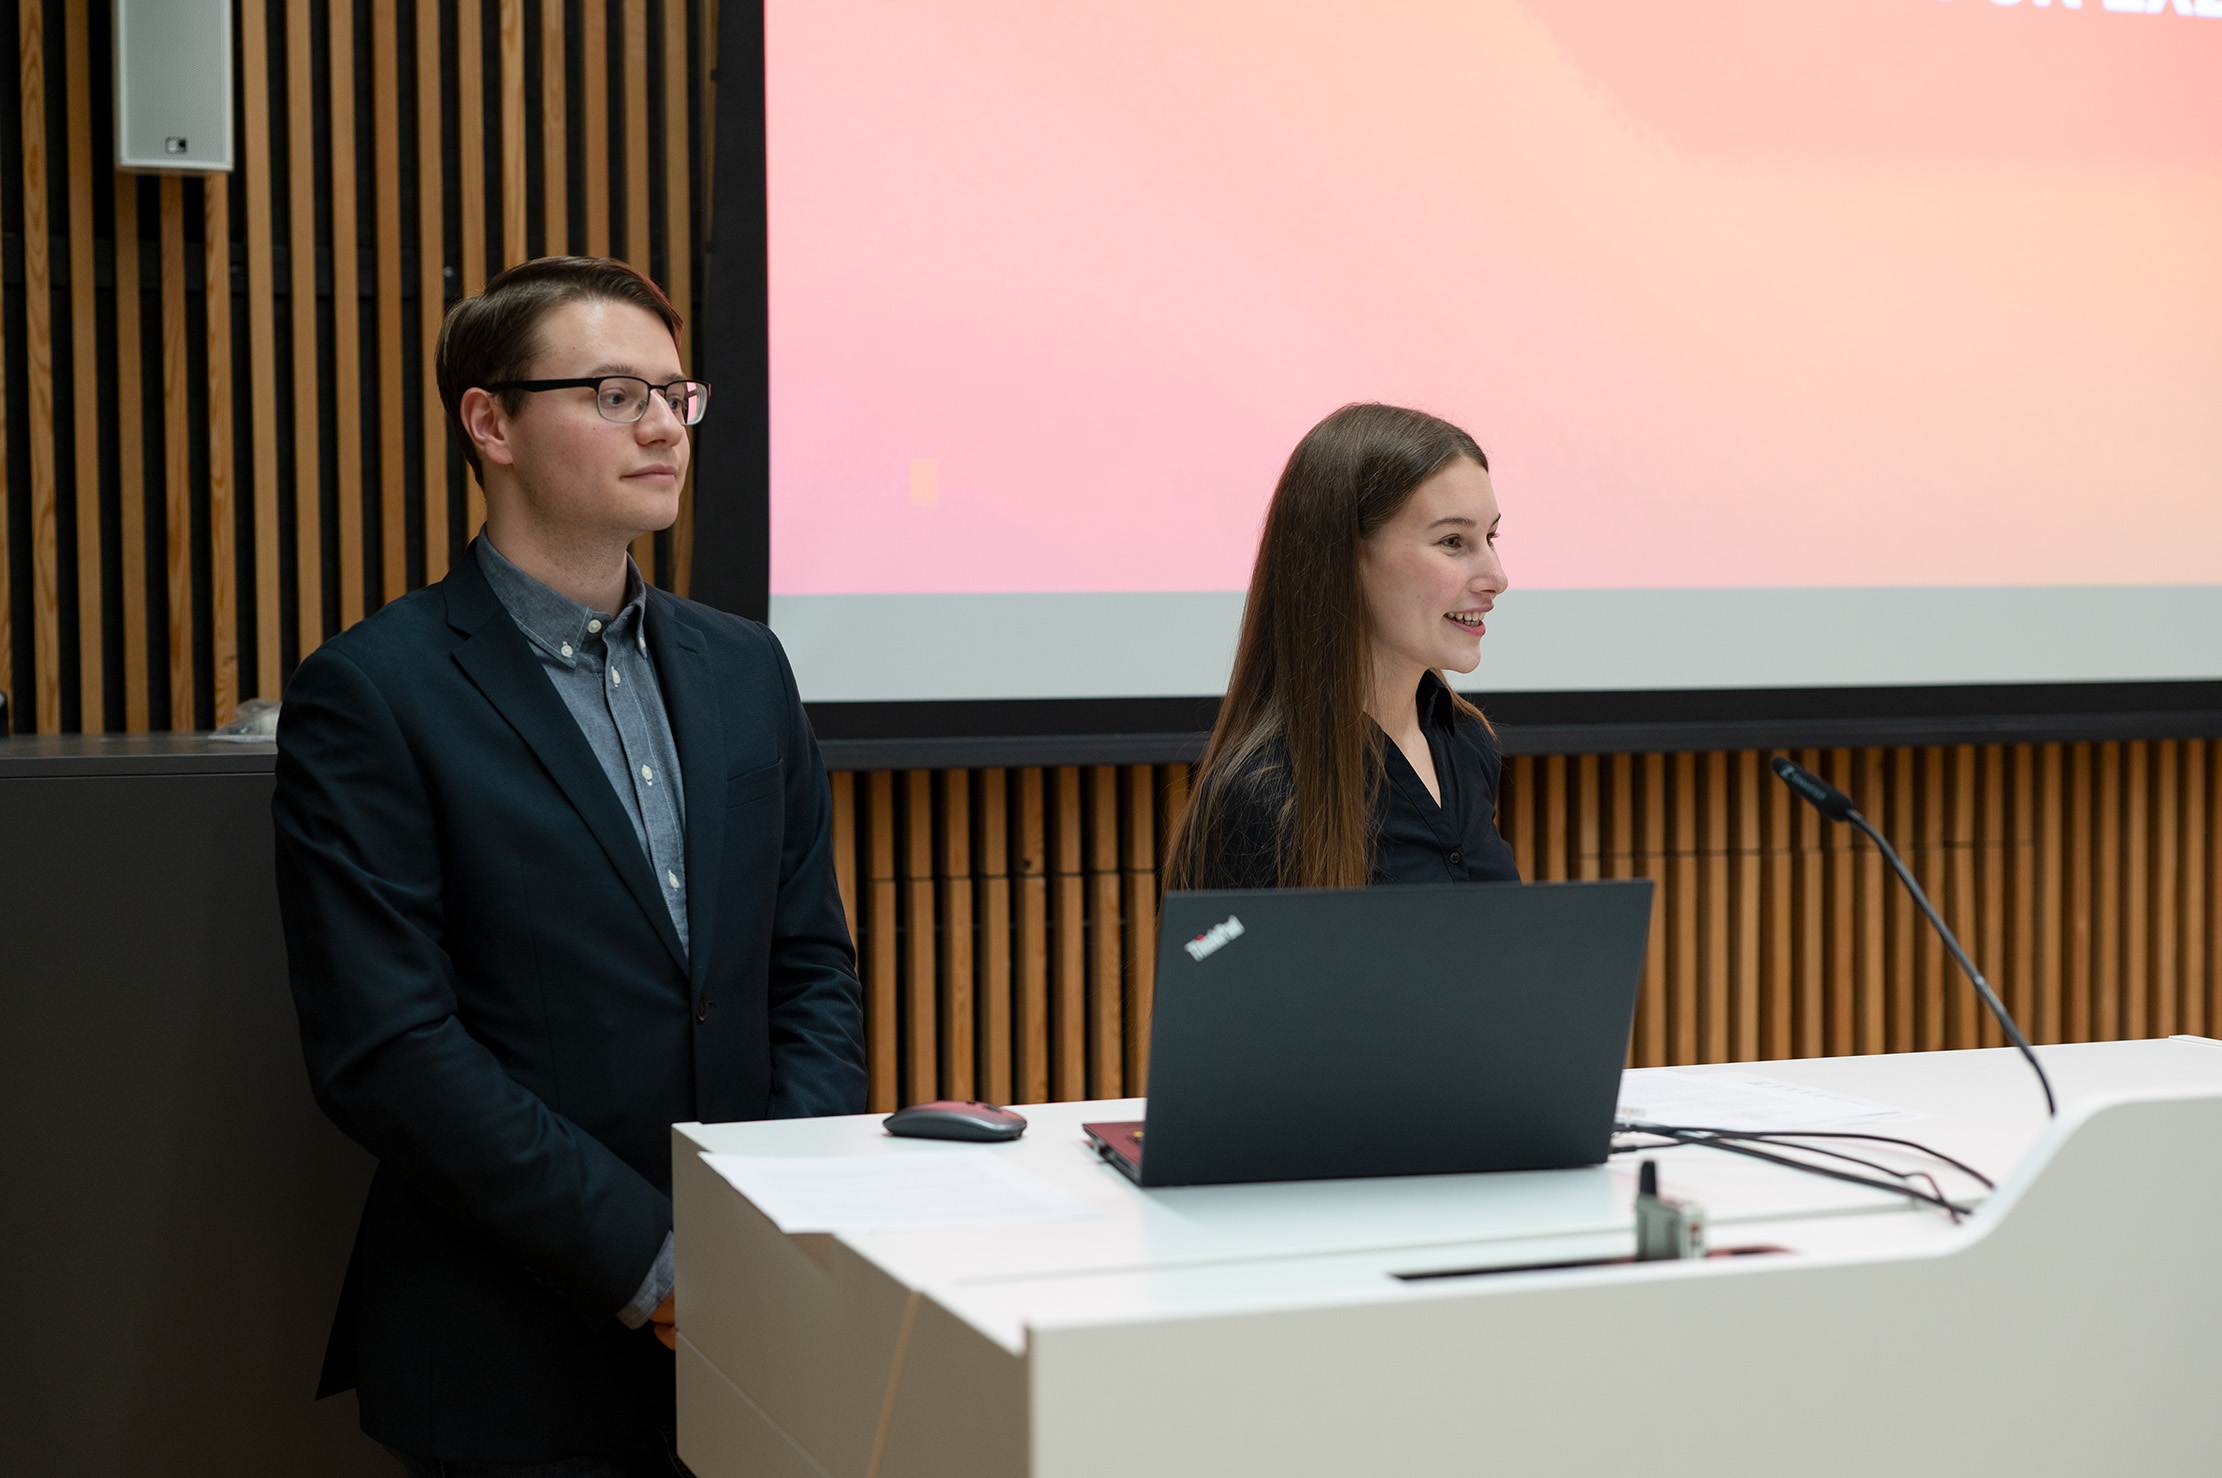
[273,542,865,1461]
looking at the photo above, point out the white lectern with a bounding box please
[672,1037,2222,1477]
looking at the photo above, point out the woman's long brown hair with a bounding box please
[1165,403,1490,891]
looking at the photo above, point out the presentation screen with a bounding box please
[764,0,2222,705]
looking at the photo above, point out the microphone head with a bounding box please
[1770,755,1861,822]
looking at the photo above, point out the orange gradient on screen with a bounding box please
[766,0,2222,595]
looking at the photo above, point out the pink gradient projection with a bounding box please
[766,0,2222,596]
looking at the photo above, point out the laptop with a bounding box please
[1083,880,1653,1188]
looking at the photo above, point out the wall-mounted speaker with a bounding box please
[113,0,233,173]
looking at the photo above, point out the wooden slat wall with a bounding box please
[830,743,2222,1112]
[1,0,712,734]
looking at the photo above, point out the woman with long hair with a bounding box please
[1164,402,1517,891]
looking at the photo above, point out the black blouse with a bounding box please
[1185,672,1522,890]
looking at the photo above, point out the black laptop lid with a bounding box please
[1139,881,1653,1188]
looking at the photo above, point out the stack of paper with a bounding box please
[700,1148,1103,1234]
[1617,1069,1926,1132]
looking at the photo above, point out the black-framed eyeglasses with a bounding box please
[483,376,712,426]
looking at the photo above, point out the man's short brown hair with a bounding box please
[435,255,684,473]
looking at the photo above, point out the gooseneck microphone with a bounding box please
[1769,756,2056,1117]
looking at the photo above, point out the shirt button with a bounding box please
[588,619,603,634]
[641,765,654,783]
[559,643,573,659]
[637,637,646,652]
[667,870,680,889]
[611,669,621,685]
[1449,850,1464,868]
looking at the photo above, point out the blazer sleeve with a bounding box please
[273,645,670,1324]
[762,633,869,1119]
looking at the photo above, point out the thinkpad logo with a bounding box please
[1183,915,1246,962]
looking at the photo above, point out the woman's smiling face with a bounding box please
[1357,456,1508,680]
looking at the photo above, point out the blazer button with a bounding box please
[697,998,710,1022]
[1448,849,1464,869]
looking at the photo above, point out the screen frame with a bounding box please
[693,1,2222,769]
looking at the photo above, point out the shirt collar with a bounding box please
[475,536,649,668]
[1417,669,1460,734]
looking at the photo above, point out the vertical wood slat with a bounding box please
[865,771,897,1113]
[2154,741,2179,1038]
[1123,765,1158,1094]
[330,0,366,631]
[63,1,100,729]
[288,0,325,659]
[373,0,407,605]
[2124,741,2150,1041]
[2009,745,2037,1041]
[499,0,526,265]
[938,770,974,1101]
[1732,751,1761,1062]
[623,0,651,270]
[620,0,654,581]
[831,771,856,945]
[1796,748,1825,1058]
[112,180,147,732]
[457,0,488,543]
[1702,751,1728,1063]
[903,770,936,1103]
[20,0,60,732]
[242,0,283,700]
[2183,743,2207,1039]
[979,771,1013,1106]
[2068,744,2094,1042]
[1017,768,1050,1104]
[2096,743,2122,1042]
[1053,767,1086,1100]
[1888,748,1916,1053]
[1089,766,1123,1098]
[1856,748,1886,1054]
[1640,753,1668,1066]
[1825,750,1853,1056]
[417,0,450,579]
[1917,746,1946,1050]
[580,0,609,258]
[541,0,567,252]
[160,179,192,731]
[663,0,695,595]
[1947,745,1977,1048]
[205,177,238,724]
[2037,744,2064,1044]
[1978,746,2006,1049]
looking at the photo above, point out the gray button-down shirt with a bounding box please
[476,538,687,1329]
[478,537,690,956]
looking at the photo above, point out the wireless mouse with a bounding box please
[883,1100,1029,1142]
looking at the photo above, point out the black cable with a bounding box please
[1616,1122,1972,1220]
[1611,1132,1952,1208]
[1619,1124,1997,1191]
[1616,1135,1968,1220]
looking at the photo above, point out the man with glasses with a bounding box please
[273,257,865,1476]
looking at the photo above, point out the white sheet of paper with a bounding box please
[700,1149,1103,1234]
[1617,1068,1927,1131]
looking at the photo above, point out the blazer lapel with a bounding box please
[443,549,690,976]
[647,591,725,997]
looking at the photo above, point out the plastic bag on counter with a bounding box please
[210,697,281,741]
